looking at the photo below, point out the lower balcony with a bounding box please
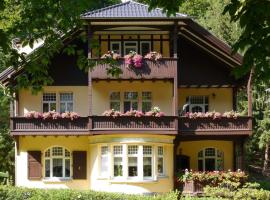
[178,116,252,135]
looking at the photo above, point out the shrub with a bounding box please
[178,170,248,189]
[203,186,270,200]
[0,186,180,200]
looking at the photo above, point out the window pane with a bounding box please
[53,158,63,177]
[50,103,56,112]
[60,93,73,101]
[190,96,204,104]
[158,147,163,156]
[60,103,66,113]
[45,159,50,177]
[158,157,163,174]
[65,149,70,157]
[205,148,215,156]
[52,147,63,156]
[143,146,152,155]
[131,102,138,110]
[124,92,138,100]
[67,103,73,112]
[143,157,152,177]
[110,92,120,100]
[110,102,120,111]
[141,42,150,56]
[45,149,50,157]
[113,146,122,155]
[191,106,203,113]
[111,43,120,54]
[128,157,138,177]
[65,159,70,177]
[142,102,152,112]
[205,158,215,171]
[124,101,131,113]
[43,93,56,101]
[128,145,138,155]
[142,92,151,100]
[101,156,108,176]
[113,157,123,177]
[43,103,49,112]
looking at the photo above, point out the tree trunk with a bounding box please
[263,143,269,174]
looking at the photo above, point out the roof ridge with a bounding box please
[81,1,131,17]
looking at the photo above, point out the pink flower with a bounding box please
[43,112,52,120]
[145,111,154,116]
[61,112,70,119]
[70,112,80,120]
[52,112,61,119]
[133,54,143,68]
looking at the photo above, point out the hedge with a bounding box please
[0,186,179,200]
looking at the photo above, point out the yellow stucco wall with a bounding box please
[16,134,175,193]
[178,88,233,113]
[17,136,90,189]
[92,80,173,115]
[18,86,89,116]
[177,140,233,171]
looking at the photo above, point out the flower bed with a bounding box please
[24,111,80,120]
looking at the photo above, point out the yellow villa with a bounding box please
[0,1,252,194]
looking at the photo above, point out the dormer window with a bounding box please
[124,41,138,55]
[186,96,209,113]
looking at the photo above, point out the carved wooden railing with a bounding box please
[11,117,89,134]
[179,116,252,135]
[90,116,178,134]
[90,58,177,79]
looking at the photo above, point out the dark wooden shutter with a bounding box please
[73,151,87,179]
[28,151,42,179]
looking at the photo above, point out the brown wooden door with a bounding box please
[73,151,87,179]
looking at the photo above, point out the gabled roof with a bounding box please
[81,1,187,19]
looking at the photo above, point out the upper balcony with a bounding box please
[90,58,177,80]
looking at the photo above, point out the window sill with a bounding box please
[108,178,158,184]
[43,178,72,183]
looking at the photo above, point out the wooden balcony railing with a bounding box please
[90,58,177,79]
[179,116,252,135]
[10,116,252,136]
[11,117,89,135]
[90,116,178,134]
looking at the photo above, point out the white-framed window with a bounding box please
[113,145,123,177]
[142,92,152,113]
[100,146,109,177]
[43,93,56,112]
[157,146,164,175]
[99,144,165,181]
[110,92,121,111]
[128,145,138,177]
[124,41,138,55]
[44,146,71,178]
[60,93,73,113]
[198,147,224,171]
[110,41,121,55]
[124,92,138,112]
[140,41,151,56]
[186,96,209,113]
[143,146,152,178]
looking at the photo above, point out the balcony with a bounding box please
[90,58,177,79]
[10,117,89,135]
[10,116,252,136]
[178,116,252,135]
[90,116,178,134]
